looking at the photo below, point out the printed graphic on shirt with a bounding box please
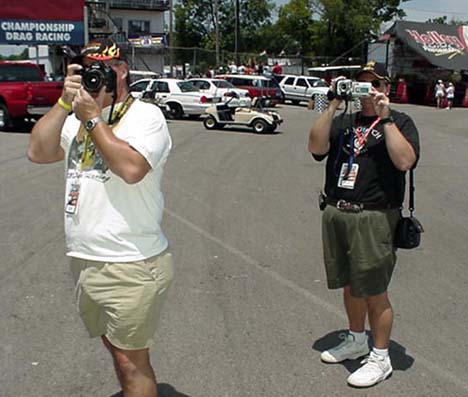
[340,123,384,157]
[67,132,110,183]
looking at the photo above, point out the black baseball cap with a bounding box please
[73,38,127,64]
[356,61,390,82]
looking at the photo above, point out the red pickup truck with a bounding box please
[0,61,63,129]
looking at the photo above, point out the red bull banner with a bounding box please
[0,0,85,45]
[388,21,468,71]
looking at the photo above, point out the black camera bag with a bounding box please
[394,169,424,249]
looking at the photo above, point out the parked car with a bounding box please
[129,78,220,119]
[0,61,63,129]
[217,74,284,105]
[279,75,329,105]
[188,78,252,107]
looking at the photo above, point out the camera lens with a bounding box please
[82,69,105,92]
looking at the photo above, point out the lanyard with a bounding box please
[78,94,135,169]
[354,116,381,155]
[344,116,381,178]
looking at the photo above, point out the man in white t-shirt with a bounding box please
[28,38,173,397]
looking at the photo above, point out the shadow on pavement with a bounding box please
[312,329,414,374]
[110,382,192,397]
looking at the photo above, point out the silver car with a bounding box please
[279,75,329,105]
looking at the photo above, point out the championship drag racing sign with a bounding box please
[1,0,84,45]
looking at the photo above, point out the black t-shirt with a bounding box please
[313,110,420,205]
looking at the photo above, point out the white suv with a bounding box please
[279,75,329,105]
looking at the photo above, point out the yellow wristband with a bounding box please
[57,97,72,112]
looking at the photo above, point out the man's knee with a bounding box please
[366,291,391,308]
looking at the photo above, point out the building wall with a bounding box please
[109,8,166,74]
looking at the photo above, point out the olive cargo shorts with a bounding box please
[322,206,399,298]
[70,250,174,350]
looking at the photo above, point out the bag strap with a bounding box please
[408,168,415,216]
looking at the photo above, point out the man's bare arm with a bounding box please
[308,99,340,155]
[28,64,82,164]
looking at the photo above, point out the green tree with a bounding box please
[275,0,315,56]
[311,0,409,62]
[174,0,274,65]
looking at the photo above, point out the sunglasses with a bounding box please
[356,79,383,88]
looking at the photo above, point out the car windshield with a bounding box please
[0,64,43,82]
[177,81,198,92]
[212,80,235,89]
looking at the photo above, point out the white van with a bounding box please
[279,75,329,105]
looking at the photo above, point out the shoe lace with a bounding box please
[359,353,383,370]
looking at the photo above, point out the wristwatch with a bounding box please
[380,116,395,125]
[84,116,103,132]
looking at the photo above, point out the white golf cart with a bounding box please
[203,94,283,133]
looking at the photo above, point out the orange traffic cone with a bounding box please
[463,86,468,107]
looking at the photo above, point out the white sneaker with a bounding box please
[321,333,369,363]
[347,351,393,387]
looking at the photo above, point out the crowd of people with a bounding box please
[200,60,283,79]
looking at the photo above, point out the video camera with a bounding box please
[78,62,116,93]
[335,79,372,100]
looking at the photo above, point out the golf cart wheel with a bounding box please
[203,116,218,130]
[167,103,183,119]
[252,119,269,134]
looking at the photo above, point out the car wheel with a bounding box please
[167,103,183,119]
[0,102,11,129]
[203,116,218,130]
[252,119,268,133]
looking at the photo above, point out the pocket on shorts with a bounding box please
[141,252,174,289]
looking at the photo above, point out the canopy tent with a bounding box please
[386,21,468,72]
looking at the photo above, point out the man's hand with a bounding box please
[72,87,105,122]
[61,64,83,106]
[370,87,391,118]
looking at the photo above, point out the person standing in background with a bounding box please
[434,80,446,109]
[446,82,455,110]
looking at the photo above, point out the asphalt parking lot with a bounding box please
[1,103,468,397]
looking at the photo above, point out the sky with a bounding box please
[274,0,468,23]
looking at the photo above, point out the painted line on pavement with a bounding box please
[165,207,468,393]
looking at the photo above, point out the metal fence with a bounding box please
[168,47,365,78]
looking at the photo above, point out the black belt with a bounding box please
[325,197,398,212]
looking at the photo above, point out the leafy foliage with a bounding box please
[173,0,409,65]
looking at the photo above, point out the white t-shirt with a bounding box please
[446,85,455,99]
[60,99,171,262]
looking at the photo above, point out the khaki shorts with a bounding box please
[322,206,399,298]
[70,250,174,350]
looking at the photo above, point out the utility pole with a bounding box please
[214,0,220,67]
[169,0,174,77]
[235,0,240,66]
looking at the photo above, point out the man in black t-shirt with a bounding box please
[308,61,420,388]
